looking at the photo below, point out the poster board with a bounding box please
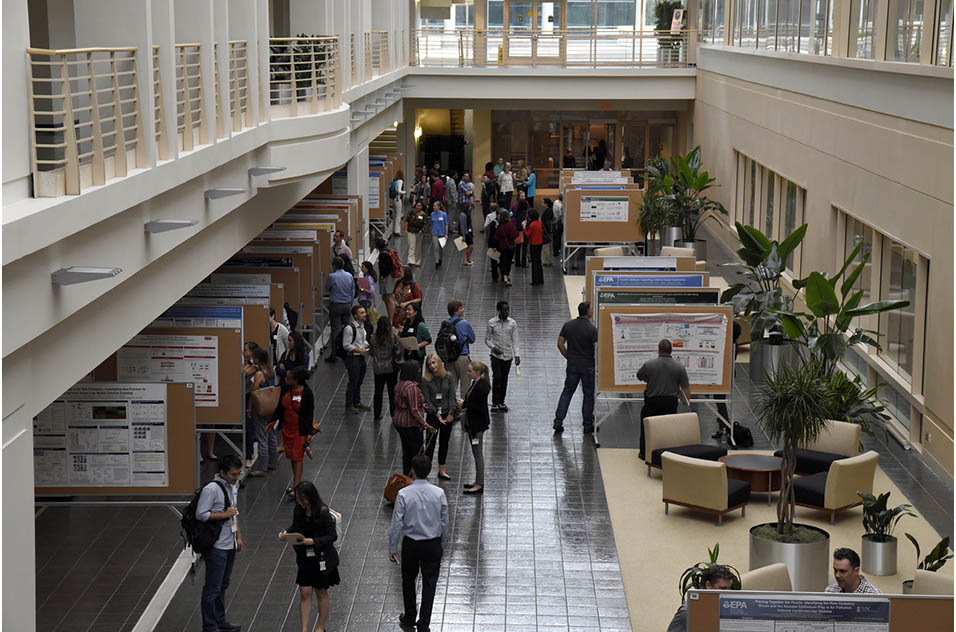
[686,590,953,632]
[219,264,303,329]
[305,194,364,255]
[564,187,643,244]
[369,167,386,219]
[34,382,197,495]
[597,304,733,394]
[589,270,710,306]
[207,274,284,317]
[257,226,335,291]
[595,286,721,307]
[585,255,698,301]
[233,249,316,324]
[246,242,323,306]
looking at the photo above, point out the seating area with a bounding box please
[740,563,793,591]
[661,452,751,525]
[644,412,727,475]
[794,451,880,524]
[774,418,862,475]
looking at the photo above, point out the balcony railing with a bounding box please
[366,30,390,77]
[228,41,251,131]
[175,43,205,151]
[27,46,145,197]
[268,36,341,118]
[152,45,169,160]
[412,29,696,68]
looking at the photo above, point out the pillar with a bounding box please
[470,109,492,176]
[348,145,371,258]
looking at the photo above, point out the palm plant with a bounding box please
[654,0,685,49]
[678,542,741,599]
[639,155,677,254]
[755,359,837,538]
[905,535,954,572]
[655,147,727,243]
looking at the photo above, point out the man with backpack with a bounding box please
[437,300,476,398]
[324,256,355,363]
[342,305,370,414]
[194,454,244,632]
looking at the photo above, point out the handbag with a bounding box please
[250,385,281,417]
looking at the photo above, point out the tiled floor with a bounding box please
[35,213,953,632]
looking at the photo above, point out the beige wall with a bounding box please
[471,109,492,174]
[693,67,954,476]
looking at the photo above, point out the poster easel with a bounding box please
[584,255,698,302]
[562,187,644,273]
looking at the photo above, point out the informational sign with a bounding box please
[580,196,629,222]
[150,305,243,329]
[34,383,169,487]
[610,312,728,385]
[670,9,685,34]
[570,171,629,184]
[594,273,704,287]
[597,288,719,305]
[597,256,680,271]
[575,185,627,190]
[369,173,381,208]
[331,170,348,194]
[187,284,271,300]
[210,273,272,285]
[243,245,314,256]
[259,229,319,241]
[118,335,219,406]
[717,594,890,631]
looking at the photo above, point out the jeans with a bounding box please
[201,547,236,632]
[639,396,679,459]
[401,536,442,632]
[469,430,484,486]
[327,302,352,359]
[373,370,398,419]
[396,425,424,475]
[252,413,278,471]
[490,356,512,406]
[344,353,367,408]
[424,413,452,465]
[554,366,595,426]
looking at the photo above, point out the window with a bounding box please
[811,0,832,54]
[782,180,804,274]
[763,169,776,237]
[843,215,875,330]
[747,160,757,225]
[878,239,922,381]
[757,0,777,49]
[700,0,715,41]
[777,0,799,52]
[853,0,877,58]
[938,0,953,65]
[878,380,913,430]
[887,0,924,62]
[715,0,726,40]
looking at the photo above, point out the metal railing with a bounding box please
[175,43,205,151]
[152,45,169,160]
[267,36,340,118]
[27,46,145,197]
[228,41,251,131]
[366,30,390,77]
[412,28,696,68]
[350,33,357,85]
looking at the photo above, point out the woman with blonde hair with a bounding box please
[421,354,456,480]
[459,361,491,495]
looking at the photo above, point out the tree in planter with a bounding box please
[657,146,728,245]
[678,542,741,599]
[755,359,837,538]
[858,491,915,542]
[639,155,677,255]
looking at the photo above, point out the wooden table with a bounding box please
[719,454,783,506]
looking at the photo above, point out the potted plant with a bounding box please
[654,0,684,64]
[679,542,741,599]
[639,156,676,255]
[749,359,836,591]
[858,491,915,576]
[644,155,681,249]
[901,535,954,593]
[657,146,728,260]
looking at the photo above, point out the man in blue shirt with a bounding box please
[430,204,449,268]
[196,454,243,632]
[324,256,355,362]
[444,300,476,398]
[389,455,448,632]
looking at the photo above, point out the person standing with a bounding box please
[514,160,528,196]
[272,366,315,498]
[270,307,290,364]
[196,454,244,632]
[429,201,449,268]
[562,148,576,168]
[392,361,436,475]
[440,300,477,398]
[444,170,458,224]
[332,230,354,274]
[421,354,456,480]
[392,268,423,328]
[374,237,398,326]
[458,171,475,216]
[526,209,545,286]
[498,162,514,210]
[370,315,402,421]
[460,361,490,495]
[512,198,529,267]
[389,454,448,632]
[494,209,517,287]
[428,173,445,210]
[248,347,279,477]
[398,303,432,364]
[358,261,377,337]
[278,331,309,380]
[485,301,520,412]
[404,201,427,267]
[391,170,406,236]
[493,157,505,178]
[484,204,501,283]
[324,256,355,362]
[481,172,496,217]
[343,305,370,414]
[636,338,691,460]
[281,481,340,632]
[552,194,564,260]
[541,198,555,266]
[553,302,599,434]
[458,198,474,267]
[525,166,536,208]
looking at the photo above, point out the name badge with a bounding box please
[319,560,327,571]
[471,436,480,446]
[306,548,316,558]
[435,393,442,401]
[293,395,302,402]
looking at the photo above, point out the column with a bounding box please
[348,146,371,259]
[470,109,492,177]
[2,0,34,201]
[152,0,179,160]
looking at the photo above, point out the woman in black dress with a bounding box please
[280,481,339,632]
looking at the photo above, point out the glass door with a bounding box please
[561,123,587,169]
[503,1,567,65]
[535,2,566,63]
[505,1,535,63]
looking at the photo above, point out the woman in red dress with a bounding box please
[271,366,314,498]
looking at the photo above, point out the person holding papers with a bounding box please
[429,201,449,268]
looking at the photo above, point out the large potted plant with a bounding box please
[858,491,915,576]
[654,0,685,64]
[658,146,728,261]
[749,359,836,591]
[901,535,954,593]
[639,155,676,255]
[678,542,741,599]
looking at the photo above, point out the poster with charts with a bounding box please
[117,335,219,406]
[369,173,381,208]
[610,312,727,386]
[580,196,629,222]
[33,383,168,487]
[716,594,889,631]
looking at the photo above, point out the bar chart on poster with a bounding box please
[117,334,219,406]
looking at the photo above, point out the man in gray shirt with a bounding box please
[636,339,691,460]
[196,454,243,632]
[389,455,448,632]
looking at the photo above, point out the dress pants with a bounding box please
[424,413,452,465]
[517,240,528,266]
[530,244,544,284]
[501,191,513,210]
[448,355,472,399]
[490,255,500,281]
[401,536,442,632]
[431,234,445,263]
[499,248,514,277]
[327,302,352,359]
[373,370,398,419]
[552,221,563,257]
[407,231,421,266]
[393,198,404,234]
[469,431,484,486]
[639,396,679,459]
[201,547,236,632]
[395,425,424,475]
[490,356,512,406]
[344,353,366,408]
[554,366,595,426]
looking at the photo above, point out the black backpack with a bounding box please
[181,480,231,554]
[435,317,464,364]
[335,322,357,359]
[732,422,755,448]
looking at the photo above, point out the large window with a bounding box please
[938,0,953,65]
[886,0,924,62]
[852,0,878,58]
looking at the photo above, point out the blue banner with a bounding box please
[159,306,243,320]
[593,274,704,288]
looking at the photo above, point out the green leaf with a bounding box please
[778,313,806,340]
[737,223,772,255]
[840,255,869,298]
[846,300,910,317]
[830,240,863,288]
[805,272,840,317]
[835,290,864,331]
[777,224,808,262]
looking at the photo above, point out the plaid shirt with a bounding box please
[825,575,882,594]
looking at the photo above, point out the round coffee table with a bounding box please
[718,454,783,506]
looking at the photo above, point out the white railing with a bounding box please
[350,32,358,85]
[267,36,340,118]
[412,29,697,68]
[366,30,390,77]
[228,41,251,131]
[152,45,169,160]
[175,43,205,151]
[27,46,145,197]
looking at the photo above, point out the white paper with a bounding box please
[580,196,629,222]
[610,312,727,386]
[438,237,447,248]
[117,335,218,407]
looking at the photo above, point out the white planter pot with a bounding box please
[750,523,831,591]
[861,534,898,576]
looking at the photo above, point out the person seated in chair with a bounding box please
[825,548,882,594]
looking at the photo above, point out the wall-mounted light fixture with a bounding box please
[204,188,246,200]
[144,219,199,233]
[393,121,400,128]
[413,126,423,140]
[52,266,122,285]
[248,166,287,176]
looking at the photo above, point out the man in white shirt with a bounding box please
[485,300,520,412]
[343,305,369,413]
[269,307,290,364]
[551,193,564,259]
[332,230,354,273]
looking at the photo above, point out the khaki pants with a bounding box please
[407,231,421,266]
[448,354,471,399]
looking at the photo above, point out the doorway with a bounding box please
[501,1,567,64]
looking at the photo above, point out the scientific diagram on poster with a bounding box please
[33,383,168,487]
[610,312,728,386]
[580,196,629,222]
[117,335,219,406]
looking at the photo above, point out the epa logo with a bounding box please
[722,601,749,609]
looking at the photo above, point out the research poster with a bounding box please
[716,594,889,631]
[34,383,168,487]
[117,335,219,406]
[580,196,629,222]
[331,170,348,194]
[369,173,381,208]
[593,273,705,288]
[610,312,727,385]
[571,172,629,184]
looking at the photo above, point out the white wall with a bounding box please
[3,0,33,202]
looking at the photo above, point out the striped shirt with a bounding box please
[825,576,882,594]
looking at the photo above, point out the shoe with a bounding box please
[552,420,564,432]
[463,482,477,489]
[374,415,383,421]
[267,465,277,471]
[438,472,451,480]
[712,429,726,439]
[346,407,360,414]
[490,404,500,412]
[245,459,253,468]
[436,261,442,268]
[355,403,371,411]
[583,424,595,434]
[399,614,416,629]
[463,486,484,494]
[248,470,267,477]
[498,404,508,412]
[219,623,241,632]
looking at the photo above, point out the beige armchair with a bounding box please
[793,450,879,524]
[660,246,695,257]
[594,246,625,256]
[774,419,862,475]
[644,412,727,476]
[661,452,750,526]
[740,563,793,591]
[912,570,955,595]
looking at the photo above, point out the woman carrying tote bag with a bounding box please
[248,347,280,476]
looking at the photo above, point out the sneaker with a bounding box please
[346,406,360,414]
[711,429,726,439]
[552,420,564,432]
[355,403,371,411]
[490,404,501,412]
[498,404,509,412]
[583,424,595,434]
